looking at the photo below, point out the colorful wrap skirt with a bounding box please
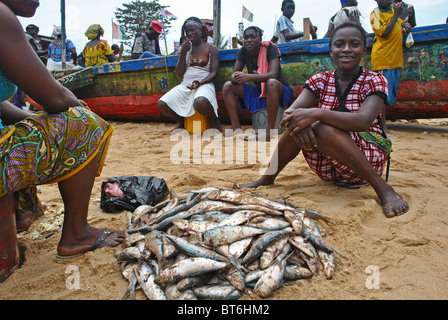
[0,107,114,216]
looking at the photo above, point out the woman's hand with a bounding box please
[281,108,319,151]
[180,40,192,55]
[187,80,200,90]
[291,126,317,152]
[78,100,90,110]
[280,108,318,135]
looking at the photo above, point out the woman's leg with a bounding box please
[56,155,125,257]
[222,81,244,134]
[193,97,221,130]
[313,123,408,217]
[239,130,301,188]
[158,100,185,129]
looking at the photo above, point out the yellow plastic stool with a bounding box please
[184,112,210,134]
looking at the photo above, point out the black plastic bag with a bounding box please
[100,176,169,213]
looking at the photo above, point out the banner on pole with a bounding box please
[160,8,177,20]
[112,21,128,40]
[242,6,254,22]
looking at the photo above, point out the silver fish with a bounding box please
[228,237,253,258]
[154,257,229,285]
[253,256,286,299]
[245,270,264,283]
[218,210,265,226]
[283,265,314,281]
[220,267,246,291]
[284,210,303,234]
[163,234,229,263]
[288,235,316,258]
[177,273,213,291]
[121,233,145,249]
[115,246,146,262]
[188,225,265,247]
[165,283,197,300]
[317,250,336,279]
[192,284,243,300]
[172,219,219,234]
[259,238,290,270]
[135,262,167,300]
[246,217,291,231]
[242,229,293,266]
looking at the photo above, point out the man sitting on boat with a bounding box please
[131,20,163,59]
[222,26,294,141]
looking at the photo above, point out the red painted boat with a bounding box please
[29,24,448,122]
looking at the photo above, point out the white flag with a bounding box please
[242,6,254,22]
[160,8,177,20]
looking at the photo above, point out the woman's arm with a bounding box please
[175,41,191,77]
[0,101,32,125]
[0,5,81,113]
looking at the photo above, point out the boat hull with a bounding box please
[31,24,448,122]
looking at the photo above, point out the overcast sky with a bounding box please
[18,0,448,55]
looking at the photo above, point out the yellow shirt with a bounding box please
[82,40,114,67]
[370,8,404,71]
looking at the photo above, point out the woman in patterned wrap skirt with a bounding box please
[0,0,125,258]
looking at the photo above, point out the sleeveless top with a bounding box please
[182,44,211,85]
[0,67,18,129]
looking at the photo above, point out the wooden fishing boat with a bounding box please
[29,23,448,123]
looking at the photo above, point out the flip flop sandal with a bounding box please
[56,229,115,259]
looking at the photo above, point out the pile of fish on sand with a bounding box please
[116,187,342,300]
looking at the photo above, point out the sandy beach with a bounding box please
[1,118,447,300]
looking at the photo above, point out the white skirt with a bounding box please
[46,58,79,72]
[159,82,219,118]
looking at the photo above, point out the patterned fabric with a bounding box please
[274,15,302,44]
[305,68,388,136]
[370,8,404,70]
[359,131,392,155]
[0,107,114,215]
[48,39,76,62]
[303,131,389,185]
[82,40,114,67]
[85,24,104,40]
[131,32,161,56]
[302,68,390,185]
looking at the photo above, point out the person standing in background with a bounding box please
[370,0,411,135]
[46,25,78,72]
[394,0,416,27]
[25,24,47,64]
[323,0,364,38]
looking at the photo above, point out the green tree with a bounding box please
[114,0,175,50]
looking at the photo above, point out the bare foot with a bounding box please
[238,176,274,189]
[57,227,126,258]
[380,191,409,218]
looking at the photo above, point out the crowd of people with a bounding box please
[0,0,417,260]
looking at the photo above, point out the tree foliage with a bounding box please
[114,0,175,48]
